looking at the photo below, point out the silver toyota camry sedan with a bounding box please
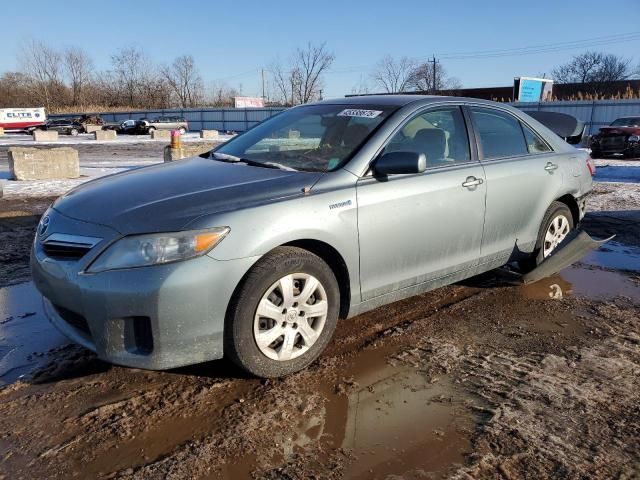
[31,95,594,377]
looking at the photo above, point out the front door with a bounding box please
[356,106,486,301]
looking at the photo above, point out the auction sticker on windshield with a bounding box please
[337,109,383,118]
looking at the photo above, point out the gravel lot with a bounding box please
[0,139,639,479]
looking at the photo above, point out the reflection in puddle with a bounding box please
[0,282,68,384]
[267,346,480,480]
[580,241,640,272]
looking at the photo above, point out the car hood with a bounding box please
[599,126,640,135]
[53,157,323,234]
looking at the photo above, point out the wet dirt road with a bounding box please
[1,210,639,479]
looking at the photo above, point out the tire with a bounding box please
[70,128,79,136]
[147,127,156,135]
[590,150,599,159]
[178,127,187,135]
[225,246,340,378]
[519,201,574,272]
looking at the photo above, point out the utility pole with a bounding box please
[319,89,323,101]
[261,68,265,101]
[431,55,438,95]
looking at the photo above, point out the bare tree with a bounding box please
[20,38,64,111]
[408,62,461,92]
[292,42,334,104]
[371,55,415,93]
[269,43,334,106]
[162,55,204,108]
[111,46,151,106]
[552,51,633,93]
[0,72,32,107]
[63,47,93,106]
[269,59,295,105]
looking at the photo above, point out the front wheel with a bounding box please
[178,127,187,135]
[225,247,339,378]
[70,128,79,136]
[519,201,574,272]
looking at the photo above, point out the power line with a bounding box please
[206,31,640,86]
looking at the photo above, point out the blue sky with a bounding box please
[2,0,639,99]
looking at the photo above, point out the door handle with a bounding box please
[462,176,484,188]
[544,162,558,171]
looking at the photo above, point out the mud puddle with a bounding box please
[322,347,476,479]
[578,240,640,272]
[0,282,69,384]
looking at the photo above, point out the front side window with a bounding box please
[214,104,395,172]
[382,106,471,167]
[471,107,528,160]
[521,122,551,154]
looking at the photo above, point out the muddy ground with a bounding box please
[0,144,639,479]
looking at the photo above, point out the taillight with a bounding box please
[586,155,596,176]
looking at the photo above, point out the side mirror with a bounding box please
[373,151,427,176]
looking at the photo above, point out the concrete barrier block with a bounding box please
[163,142,221,162]
[33,130,58,142]
[200,130,219,139]
[8,147,79,180]
[84,125,103,133]
[0,127,4,136]
[151,130,171,140]
[93,130,117,141]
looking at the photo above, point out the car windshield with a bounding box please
[212,104,396,172]
[610,117,640,127]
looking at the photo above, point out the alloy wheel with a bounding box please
[543,214,570,258]
[253,273,328,361]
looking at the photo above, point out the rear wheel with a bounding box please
[225,247,339,378]
[178,127,187,135]
[70,128,79,136]
[519,201,574,272]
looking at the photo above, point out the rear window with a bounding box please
[610,117,640,127]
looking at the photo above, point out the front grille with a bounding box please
[42,241,92,259]
[40,233,102,260]
[600,136,626,148]
[53,304,91,335]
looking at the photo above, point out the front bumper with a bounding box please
[31,210,258,370]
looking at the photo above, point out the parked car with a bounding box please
[31,96,594,378]
[37,118,85,136]
[147,116,188,134]
[116,119,151,135]
[590,116,640,158]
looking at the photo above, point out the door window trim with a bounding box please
[364,104,479,177]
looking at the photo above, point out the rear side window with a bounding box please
[521,122,551,153]
[470,107,528,160]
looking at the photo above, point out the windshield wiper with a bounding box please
[211,152,297,171]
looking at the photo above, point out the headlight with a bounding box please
[629,135,640,143]
[87,227,230,273]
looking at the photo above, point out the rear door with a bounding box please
[467,105,563,264]
[356,105,486,300]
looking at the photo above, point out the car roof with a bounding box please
[310,94,504,108]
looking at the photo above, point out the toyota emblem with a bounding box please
[39,215,50,236]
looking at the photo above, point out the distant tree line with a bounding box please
[0,39,336,112]
[1,40,638,113]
